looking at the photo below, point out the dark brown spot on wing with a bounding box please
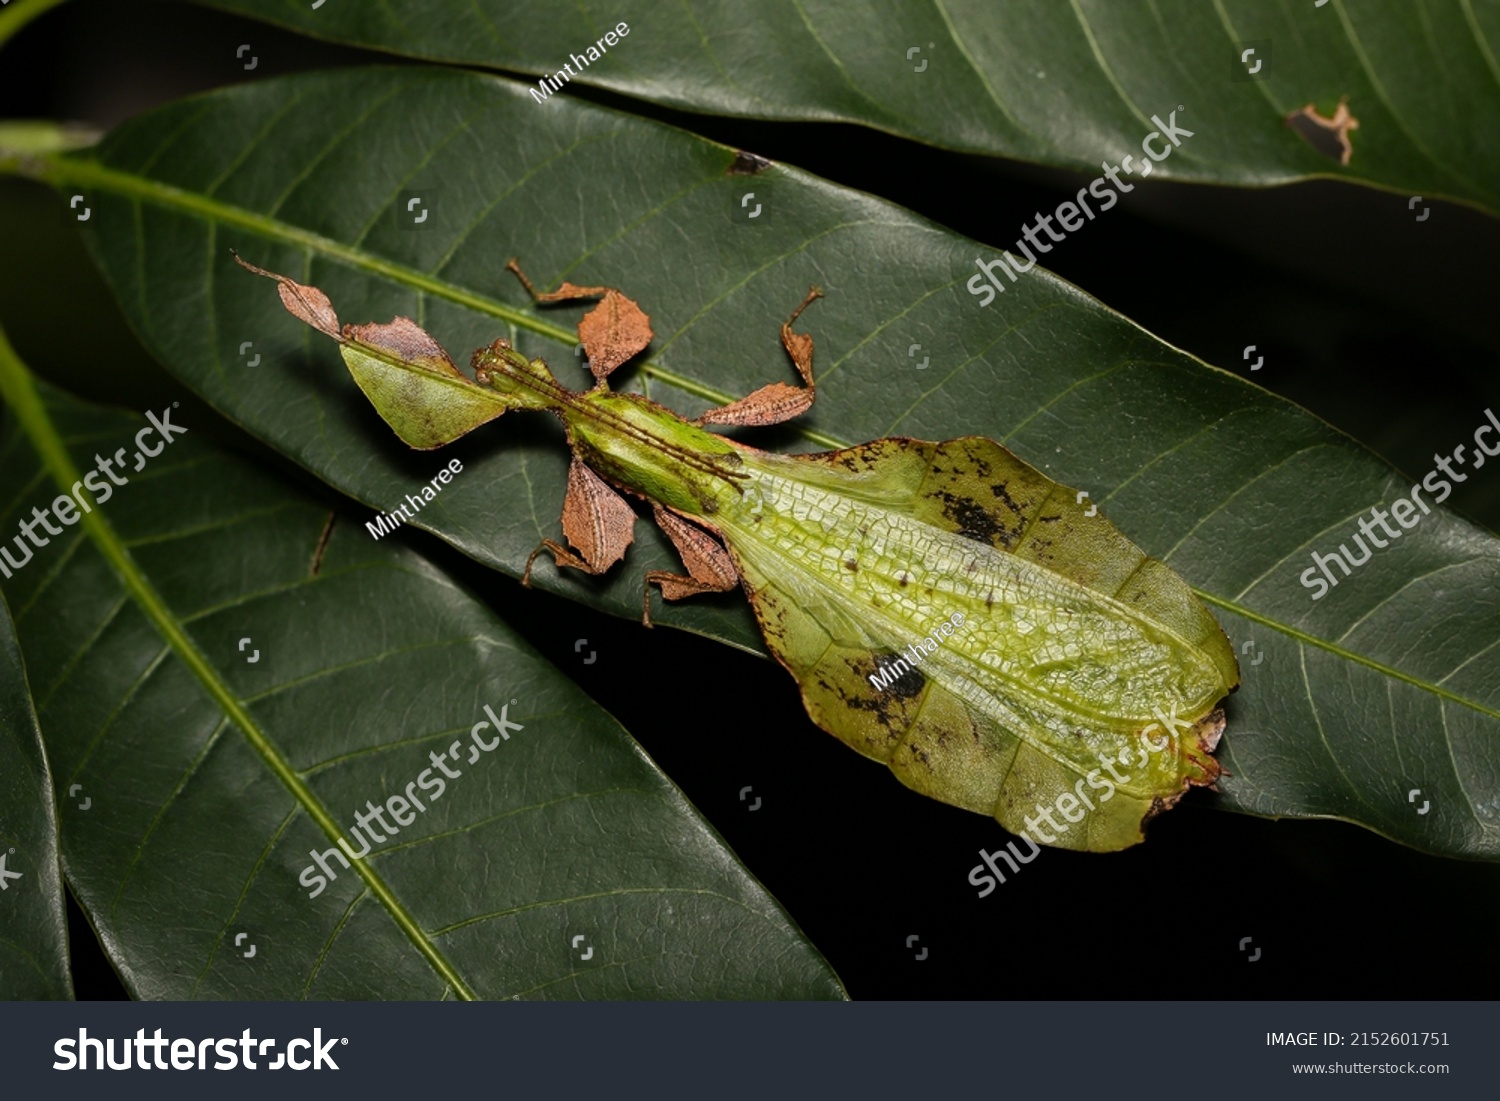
[936,490,1022,549]
[990,482,1022,515]
[868,652,926,699]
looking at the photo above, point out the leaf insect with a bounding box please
[237,255,1239,851]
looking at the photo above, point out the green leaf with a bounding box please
[194,0,1500,214]
[15,68,1500,861]
[0,593,72,999]
[0,354,844,998]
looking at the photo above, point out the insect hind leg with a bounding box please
[642,505,739,625]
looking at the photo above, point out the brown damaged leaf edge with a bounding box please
[1286,97,1360,165]
[237,254,1240,853]
[727,150,773,175]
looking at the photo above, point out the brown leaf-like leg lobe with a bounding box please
[507,259,652,386]
[695,287,823,427]
[523,458,637,587]
[643,504,739,625]
[559,457,636,572]
[232,253,341,339]
[345,317,462,378]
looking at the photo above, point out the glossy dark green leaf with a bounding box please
[0,362,843,999]
[0,593,72,999]
[11,68,1500,861]
[195,0,1500,214]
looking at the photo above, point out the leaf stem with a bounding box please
[0,0,69,53]
[0,321,480,1001]
[0,122,100,181]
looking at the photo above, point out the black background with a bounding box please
[3,0,1498,1000]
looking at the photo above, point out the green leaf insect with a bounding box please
[237,256,1240,852]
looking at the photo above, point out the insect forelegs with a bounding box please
[641,504,739,627]
[507,258,653,387]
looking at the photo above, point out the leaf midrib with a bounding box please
[20,152,855,438]
[0,330,479,1000]
[1197,590,1500,724]
[17,149,1500,727]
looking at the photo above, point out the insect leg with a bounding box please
[642,504,739,626]
[694,286,823,427]
[507,259,652,388]
[521,457,636,585]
